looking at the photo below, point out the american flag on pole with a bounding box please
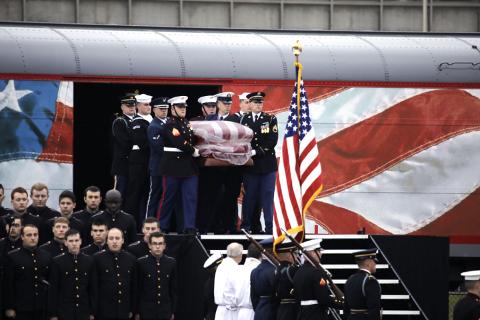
[273,62,323,246]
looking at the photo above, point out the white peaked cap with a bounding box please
[214,92,235,99]
[203,252,223,269]
[301,239,323,251]
[461,270,480,281]
[168,96,188,105]
[198,95,217,104]
[135,94,152,104]
[239,92,250,101]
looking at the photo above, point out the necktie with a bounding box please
[254,114,259,122]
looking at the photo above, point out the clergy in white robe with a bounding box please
[235,244,262,320]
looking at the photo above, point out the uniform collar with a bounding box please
[138,113,153,123]
[359,268,371,274]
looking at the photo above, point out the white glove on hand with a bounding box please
[193,148,200,157]
[251,149,256,156]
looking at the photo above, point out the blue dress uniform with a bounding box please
[275,261,299,320]
[146,97,169,219]
[48,252,97,320]
[94,249,137,320]
[135,254,178,320]
[344,249,382,320]
[157,96,199,233]
[250,259,278,320]
[5,247,52,320]
[241,92,278,234]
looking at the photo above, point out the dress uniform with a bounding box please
[111,93,136,197]
[125,94,153,226]
[157,96,199,233]
[92,209,137,245]
[344,249,382,320]
[127,240,149,258]
[275,243,299,320]
[94,248,137,320]
[453,270,480,320]
[250,238,278,320]
[46,215,84,241]
[81,242,106,256]
[48,252,97,320]
[5,246,52,320]
[28,204,61,244]
[136,253,178,320]
[294,239,340,320]
[73,208,101,246]
[203,253,223,320]
[241,92,278,234]
[146,97,170,219]
[40,239,67,258]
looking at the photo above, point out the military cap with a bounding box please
[461,270,480,281]
[276,240,297,253]
[203,252,223,269]
[301,239,323,252]
[135,94,152,104]
[198,95,217,105]
[259,237,274,249]
[168,96,188,106]
[152,97,170,108]
[353,248,379,262]
[121,93,136,105]
[239,92,250,101]
[215,92,234,104]
[246,91,266,102]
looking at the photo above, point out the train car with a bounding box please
[0,21,479,239]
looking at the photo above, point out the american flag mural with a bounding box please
[224,84,480,237]
[0,80,73,208]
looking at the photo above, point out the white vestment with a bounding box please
[214,257,240,320]
[235,257,261,320]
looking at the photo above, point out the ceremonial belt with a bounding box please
[132,145,140,150]
[164,147,182,152]
[300,300,318,306]
[350,309,368,314]
[280,298,296,304]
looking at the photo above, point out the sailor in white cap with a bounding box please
[204,253,224,320]
[191,95,217,121]
[224,92,251,123]
[157,96,200,234]
[453,270,480,320]
[211,92,234,120]
[343,248,381,320]
[124,93,153,224]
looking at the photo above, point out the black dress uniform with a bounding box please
[250,260,278,320]
[91,210,137,245]
[344,270,382,320]
[28,205,61,244]
[48,252,97,320]
[5,247,52,320]
[125,114,151,226]
[73,208,99,245]
[127,240,149,258]
[40,239,67,258]
[0,237,21,320]
[94,249,137,320]
[46,215,84,241]
[111,113,133,197]
[81,243,106,256]
[136,254,178,320]
[453,292,480,320]
[275,261,299,320]
[294,263,337,320]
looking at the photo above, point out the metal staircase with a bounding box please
[199,234,427,319]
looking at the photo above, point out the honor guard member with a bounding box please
[127,217,160,258]
[73,186,102,245]
[194,95,224,233]
[294,239,340,320]
[81,217,108,256]
[4,187,42,231]
[250,237,278,320]
[94,228,137,320]
[157,96,200,234]
[241,92,278,234]
[191,95,217,121]
[46,190,84,240]
[453,270,480,320]
[111,93,136,197]
[28,183,61,244]
[92,189,137,245]
[125,94,153,226]
[5,224,52,320]
[40,216,69,258]
[236,244,262,320]
[344,249,382,320]
[48,229,97,320]
[209,92,234,120]
[135,232,178,320]
[225,92,251,123]
[214,242,243,320]
[275,241,299,320]
[145,97,170,219]
[203,253,223,320]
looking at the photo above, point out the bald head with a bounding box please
[105,189,122,214]
[105,189,122,202]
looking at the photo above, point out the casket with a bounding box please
[190,120,254,166]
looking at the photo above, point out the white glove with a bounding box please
[251,149,256,156]
[193,148,200,157]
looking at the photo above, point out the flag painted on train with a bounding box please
[272,62,323,246]
[0,80,73,208]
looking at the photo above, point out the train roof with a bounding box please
[0,22,479,83]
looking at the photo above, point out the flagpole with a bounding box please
[292,40,303,121]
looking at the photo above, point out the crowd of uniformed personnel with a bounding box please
[0,183,177,320]
[111,91,278,235]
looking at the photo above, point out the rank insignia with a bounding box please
[172,128,180,136]
[319,278,326,286]
[273,124,278,133]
